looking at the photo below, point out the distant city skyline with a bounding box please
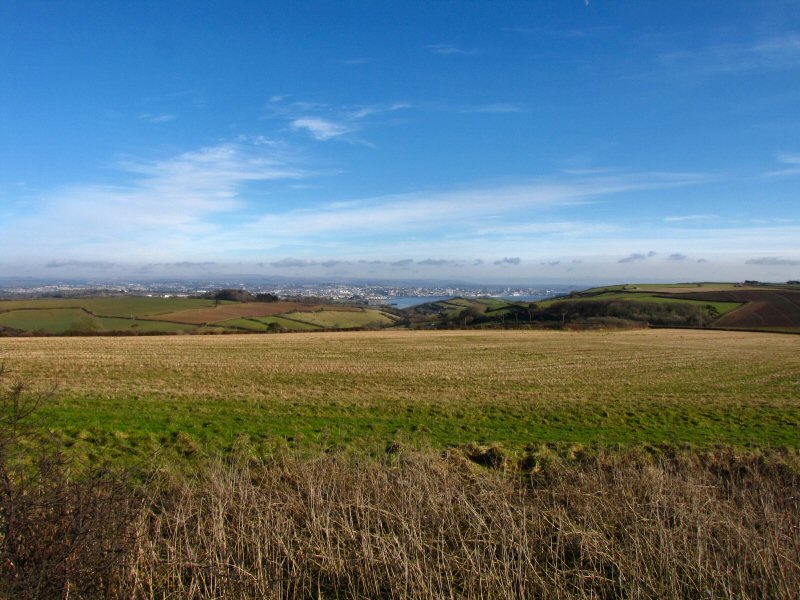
[1,1,799,282]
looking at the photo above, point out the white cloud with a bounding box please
[763,154,800,177]
[494,257,521,266]
[242,171,709,243]
[0,141,306,261]
[270,98,411,144]
[426,44,478,56]
[664,214,716,222]
[745,256,800,266]
[139,113,176,124]
[460,103,523,114]
[659,33,800,74]
[291,117,352,141]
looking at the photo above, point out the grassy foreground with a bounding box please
[2,329,799,598]
[1,329,798,467]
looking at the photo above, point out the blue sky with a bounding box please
[1,1,799,283]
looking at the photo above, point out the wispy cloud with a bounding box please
[45,260,118,270]
[246,171,710,243]
[270,258,319,268]
[763,154,800,177]
[459,103,524,114]
[1,140,306,261]
[494,257,521,266]
[291,117,352,141]
[263,257,463,271]
[618,251,656,263]
[668,253,688,261]
[664,214,716,222]
[341,57,373,65]
[269,97,410,143]
[426,44,478,56]
[139,112,176,124]
[745,256,800,266]
[659,33,800,74]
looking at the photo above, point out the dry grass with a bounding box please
[120,449,800,599]
[1,329,798,455]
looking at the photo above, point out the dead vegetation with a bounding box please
[119,449,799,599]
[1,440,798,598]
[1,355,799,599]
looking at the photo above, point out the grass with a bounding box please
[0,309,196,334]
[0,296,217,317]
[121,449,799,599]
[2,329,798,467]
[580,283,778,294]
[535,292,742,315]
[0,308,92,333]
[5,443,798,598]
[251,315,322,330]
[2,329,799,598]
[281,308,397,328]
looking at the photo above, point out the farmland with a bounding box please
[0,295,393,334]
[3,326,799,598]
[2,329,798,467]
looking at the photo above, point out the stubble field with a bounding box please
[1,329,798,466]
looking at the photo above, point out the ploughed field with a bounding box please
[1,329,798,465]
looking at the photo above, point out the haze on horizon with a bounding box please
[1,1,799,284]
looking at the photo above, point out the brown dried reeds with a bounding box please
[123,448,799,599]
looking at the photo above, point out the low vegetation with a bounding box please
[3,422,798,598]
[1,329,798,467]
[2,282,799,334]
[1,325,798,598]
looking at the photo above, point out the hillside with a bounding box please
[400,282,800,332]
[0,295,401,335]
[2,282,799,335]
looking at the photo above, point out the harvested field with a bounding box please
[148,301,355,324]
[1,329,798,465]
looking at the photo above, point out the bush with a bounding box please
[206,289,255,302]
[0,365,137,599]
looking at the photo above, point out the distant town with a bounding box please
[0,278,579,305]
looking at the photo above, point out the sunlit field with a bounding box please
[2,329,797,466]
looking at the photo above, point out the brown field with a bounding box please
[148,301,360,324]
[674,290,800,329]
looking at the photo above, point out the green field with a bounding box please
[0,296,397,334]
[252,315,322,330]
[0,296,218,317]
[536,292,743,315]
[2,329,798,467]
[0,308,91,333]
[282,309,398,328]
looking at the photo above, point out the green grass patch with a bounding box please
[0,309,94,333]
[535,292,742,315]
[252,316,321,330]
[217,317,272,331]
[281,309,396,328]
[3,329,798,468]
[0,296,217,318]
